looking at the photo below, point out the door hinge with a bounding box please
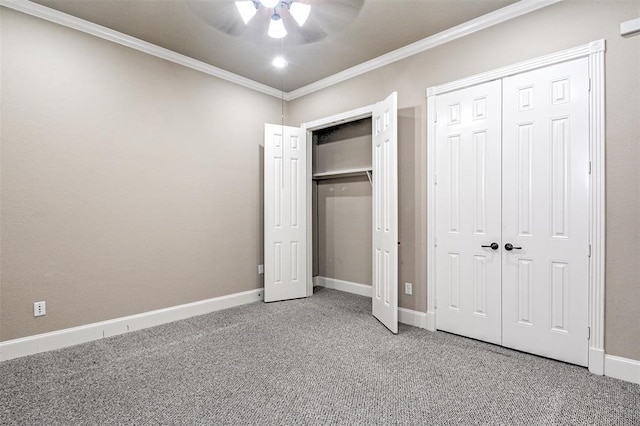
[434,174,438,185]
[434,237,438,247]
[588,78,592,92]
[587,326,591,340]
[434,112,438,123]
[588,161,592,174]
[588,244,592,257]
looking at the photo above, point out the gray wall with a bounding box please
[287,1,640,361]
[0,9,282,341]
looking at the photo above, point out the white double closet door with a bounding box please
[435,58,590,366]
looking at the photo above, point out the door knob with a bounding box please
[481,243,499,250]
[504,243,522,251]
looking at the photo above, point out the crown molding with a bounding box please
[285,0,562,100]
[425,39,602,97]
[1,0,561,102]
[0,0,284,99]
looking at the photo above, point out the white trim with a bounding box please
[0,0,283,99]
[588,41,606,375]
[0,0,559,101]
[314,276,372,298]
[426,311,436,332]
[605,355,640,385]
[590,348,605,375]
[398,308,429,329]
[0,288,263,362]
[426,94,437,333]
[286,0,561,100]
[426,40,606,371]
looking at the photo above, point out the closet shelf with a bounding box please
[312,167,373,181]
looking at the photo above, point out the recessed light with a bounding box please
[272,57,288,68]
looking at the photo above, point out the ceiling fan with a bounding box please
[186,0,364,46]
[236,0,310,39]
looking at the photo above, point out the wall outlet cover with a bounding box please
[258,264,264,274]
[404,282,413,295]
[34,301,46,317]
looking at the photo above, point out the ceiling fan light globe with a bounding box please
[289,2,310,27]
[235,1,257,24]
[260,0,280,8]
[268,16,287,38]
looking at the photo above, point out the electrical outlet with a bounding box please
[34,301,46,317]
[258,264,264,274]
[404,282,413,295]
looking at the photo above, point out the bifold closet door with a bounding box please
[434,80,503,344]
[501,58,589,366]
[264,124,308,303]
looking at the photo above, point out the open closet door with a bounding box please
[264,124,308,302]
[372,92,398,333]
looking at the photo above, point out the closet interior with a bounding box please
[311,117,373,290]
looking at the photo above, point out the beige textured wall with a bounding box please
[0,9,282,341]
[313,118,372,173]
[287,1,640,360]
[316,177,372,284]
[312,119,372,285]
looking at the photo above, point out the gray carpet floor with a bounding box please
[1,287,639,425]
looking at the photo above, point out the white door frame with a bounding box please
[302,105,376,298]
[426,40,606,374]
[302,95,399,334]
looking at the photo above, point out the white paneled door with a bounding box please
[372,92,399,334]
[264,93,398,333]
[264,124,308,302]
[434,58,590,366]
[502,59,589,366]
[435,80,503,345]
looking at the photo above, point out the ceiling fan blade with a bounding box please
[286,23,327,44]
[185,0,249,37]
[280,0,364,45]
[305,0,365,33]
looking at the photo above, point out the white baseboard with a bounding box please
[398,308,428,329]
[605,354,640,385]
[314,276,372,298]
[0,288,263,362]
[314,276,429,329]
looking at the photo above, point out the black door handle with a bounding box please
[505,243,522,251]
[481,243,499,250]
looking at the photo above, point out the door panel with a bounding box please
[502,58,589,366]
[435,80,503,344]
[372,92,398,333]
[264,124,308,302]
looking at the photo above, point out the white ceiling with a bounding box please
[29,0,518,92]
